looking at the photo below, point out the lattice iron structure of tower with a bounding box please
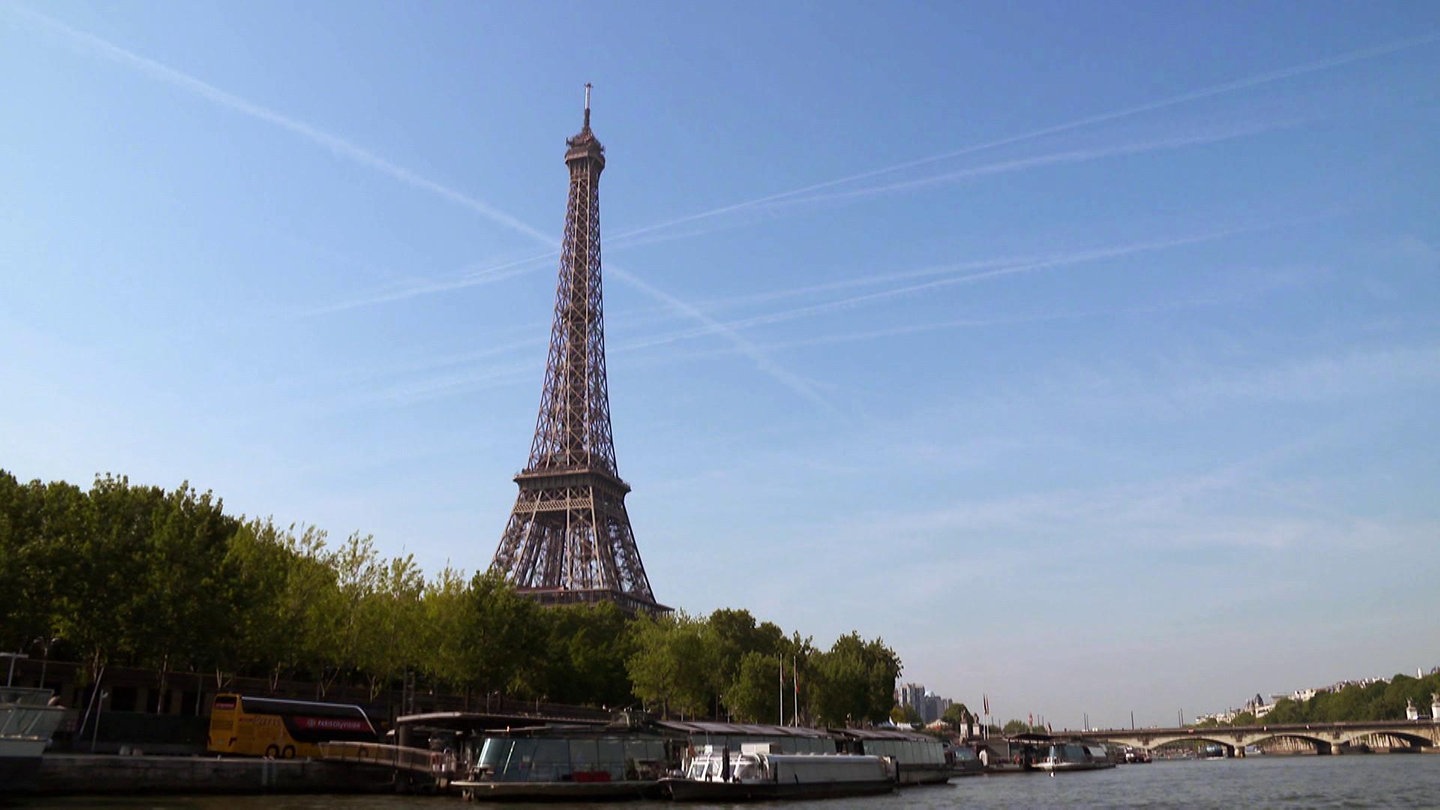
[489,86,667,615]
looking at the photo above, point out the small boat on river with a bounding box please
[973,733,1115,774]
[1034,740,1117,772]
[1,687,66,793]
[948,742,985,776]
[660,742,897,802]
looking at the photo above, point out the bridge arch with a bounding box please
[1073,720,1439,757]
[1148,734,1234,756]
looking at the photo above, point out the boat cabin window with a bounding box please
[685,756,715,780]
[731,756,764,781]
[693,733,830,756]
[597,739,625,778]
[476,738,568,781]
[854,736,944,765]
[568,739,601,775]
[479,734,661,782]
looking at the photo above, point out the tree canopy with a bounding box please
[1226,674,1440,726]
[0,469,907,723]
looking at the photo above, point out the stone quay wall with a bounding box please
[23,754,398,796]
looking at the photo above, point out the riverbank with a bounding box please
[8,754,1440,810]
[10,754,403,797]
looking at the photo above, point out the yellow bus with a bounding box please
[206,693,378,759]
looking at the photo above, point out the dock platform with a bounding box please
[15,753,403,796]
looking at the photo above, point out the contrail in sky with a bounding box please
[606,31,1440,246]
[620,223,1276,351]
[6,5,829,406]
[305,250,556,315]
[771,121,1302,209]
[4,6,551,241]
[325,118,1297,314]
[279,29,1426,312]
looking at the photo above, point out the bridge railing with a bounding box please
[319,741,458,776]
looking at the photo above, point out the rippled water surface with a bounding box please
[13,755,1440,809]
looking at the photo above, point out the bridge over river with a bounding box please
[1071,720,1440,756]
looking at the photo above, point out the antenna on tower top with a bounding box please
[583,83,592,129]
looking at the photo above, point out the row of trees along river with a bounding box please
[0,471,901,725]
[1195,673,1440,728]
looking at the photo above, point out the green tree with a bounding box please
[942,702,973,733]
[1263,698,1304,724]
[703,609,789,719]
[329,533,381,685]
[56,475,149,692]
[1002,718,1042,735]
[460,571,544,700]
[625,612,712,718]
[780,633,818,727]
[222,520,303,687]
[417,564,474,695]
[808,632,902,726]
[135,483,241,712]
[0,472,55,652]
[277,525,340,691]
[1377,675,1418,720]
[530,602,635,707]
[891,704,921,725]
[723,651,786,724]
[357,553,426,700]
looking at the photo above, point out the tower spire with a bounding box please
[489,90,665,615]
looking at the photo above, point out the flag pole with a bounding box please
[792,655,798,726]
[778,654,784,726]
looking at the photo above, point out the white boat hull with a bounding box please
[1,687,67,794]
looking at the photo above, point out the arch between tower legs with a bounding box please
[493,469,659,610]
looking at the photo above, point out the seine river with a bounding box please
[12,755,1440,809]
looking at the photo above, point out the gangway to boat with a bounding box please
[318,740,458,782]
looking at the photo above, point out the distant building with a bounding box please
[896,683,953,725]
[1209,667,1440,724]
[898,683,926,713]
[925,694,952,725]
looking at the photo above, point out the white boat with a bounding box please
[1,687,66,793]
[661,743,897,802]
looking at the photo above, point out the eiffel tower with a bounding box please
[489,86,666,615]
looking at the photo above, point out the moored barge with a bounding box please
[660,742,897,802]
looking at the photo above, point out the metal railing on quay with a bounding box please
[319,741,458,776]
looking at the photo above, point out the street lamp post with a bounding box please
[91,690,110,752]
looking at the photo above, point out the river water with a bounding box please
[12,755,1440,809]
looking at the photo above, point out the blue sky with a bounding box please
[3,1,1437,728]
